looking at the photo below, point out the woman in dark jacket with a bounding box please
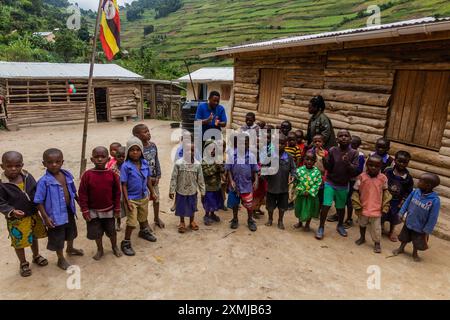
[306,95,336,150]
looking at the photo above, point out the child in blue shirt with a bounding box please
[393,173,441,262]
[35,148,84,270]
[120,137,157,256]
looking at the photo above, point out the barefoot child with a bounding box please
[312,134,328,212]
[133,124,164,229]
[120,137,157,256]
[294,150,322,232]
[201,140,224,226]
[110,146,126,231]
[79,147,122,260]
[35,148,84,270]
[316,130,359,240]
[285,132,302,210]
[0,151,48,277]
[226,133,259,232]
[352,155,392,253]
[264,135,296,229]
[169,142,206,233]
[106,142,122,170]
[393,173,441,262]
[383,151,414,242]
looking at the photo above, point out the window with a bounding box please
[221,84,232,101]
[198,83,208,101]
[387,70,450,150]
[258,68,284,115]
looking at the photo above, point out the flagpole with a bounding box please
[80,0,103,177]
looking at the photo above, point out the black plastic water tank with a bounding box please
[181,100,205,134]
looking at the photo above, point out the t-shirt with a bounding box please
[285,146,302,166]
[225,150,258,194]
[385,167,414,213]
[354,172,388,218]
[143,143,161,178]
[264,152,296,194]
[195,102,227,134]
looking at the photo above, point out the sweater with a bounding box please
[78,169,121,216]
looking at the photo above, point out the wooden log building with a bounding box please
[0,62,182,128]
[202,17,450,239]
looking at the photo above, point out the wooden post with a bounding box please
[150,83,156,119]
[80,0,103,177]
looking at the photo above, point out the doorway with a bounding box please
[94,88,108,122]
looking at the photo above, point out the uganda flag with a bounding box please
[100,0,121,61]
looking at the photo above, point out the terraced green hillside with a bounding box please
[119,0,450,65]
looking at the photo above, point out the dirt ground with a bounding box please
[0,120,449,300]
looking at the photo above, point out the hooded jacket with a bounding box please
[399,188,440,234]
[0,170,38,218]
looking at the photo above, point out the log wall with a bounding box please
[232,39,450,238]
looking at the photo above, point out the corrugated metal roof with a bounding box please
[178,67,233,83]
[0,61,143,80]
[203,17,450,57]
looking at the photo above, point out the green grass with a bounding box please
[119,0,450,67]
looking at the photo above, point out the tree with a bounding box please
[54,28,87,62]
[144,25,155,36]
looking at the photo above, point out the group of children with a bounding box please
[0,116,442,277]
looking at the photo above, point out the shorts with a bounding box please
[126,198,149,228]
[358,215,382,243]
[47,213,78,251]
[323,183,349,209]
[86,218,116,240]
[7,214,47,249]
[266,192,289,211]
[398,225,429,251]
[227,191,253,210]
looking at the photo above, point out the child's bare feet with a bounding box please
[66,248,84,256]
[374,243,381,253]
[277,221,285,230]
[57,258,71,270]
[355,238,366,246]
[303,225,311,232]
[388,233,398,242]
[112,246,122,258]
[265,220,273,227]
[155,218,165,229]
[413,255,422,262]
[93,250,104,261]
[392,248,404,256]
[294,222,303,229]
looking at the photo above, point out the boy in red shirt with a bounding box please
[352,155,392,253]
[79,147,122,260]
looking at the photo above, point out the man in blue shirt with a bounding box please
[195,91,227,139]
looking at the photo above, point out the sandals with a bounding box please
[32,255,48,267]
[190,221,199,231]
[20,262,32,277]
[178,222,186,233]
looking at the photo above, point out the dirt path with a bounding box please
[1,120,449,299]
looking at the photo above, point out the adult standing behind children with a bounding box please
[132,124,164,229]
[306,95,336,150]
[195,91,227,141]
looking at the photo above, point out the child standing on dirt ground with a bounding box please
[226,134,259,232]
[133,124,164,229]
[220,139,228,211]
[169,142,205,233]
[393,173,441,262]
[352,155,392,253]
[383,151,414,242]
[316,129,359,240]
[106,142,122,170]
[120,137,157,256]
[371,137,394,172]
[263,135,296,230]
[78,147,122,260]
[35,148,84,270]
[201,140,224,226]
[0,151,48,277]
[343,136,366,229]
[294,150,322,232]
[110,146,126,231]
[285,132,302,210]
